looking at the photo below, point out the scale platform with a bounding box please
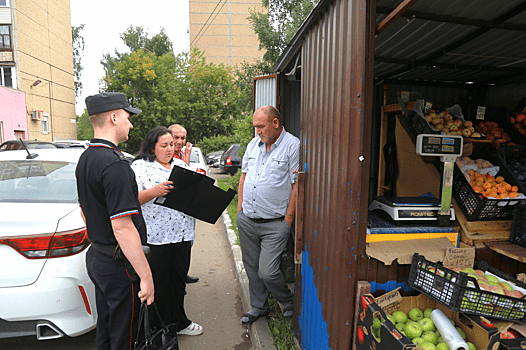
[369,196,455,222]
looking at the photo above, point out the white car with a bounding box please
[0,149,96,340]
[53,140,90,149]
[188,147,210,176]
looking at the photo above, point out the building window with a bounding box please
[0,25,11,49]
[0,66,14,87]
[41,115,49,134]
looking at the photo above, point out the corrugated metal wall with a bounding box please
[297,0,375,349]
[253,75,278,110]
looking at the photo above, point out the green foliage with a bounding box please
[100,26,243,153]
[268,294,298,350]
[233,60,272,114]
[72,24,85,98]
[248,0,320,65]
[198,117,252,155]
[76,109,93,140]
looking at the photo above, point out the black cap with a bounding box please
[85,92,142,116]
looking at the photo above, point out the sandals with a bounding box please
[177,322,203,336]
[241,311,269,325]
[283,306,294,320]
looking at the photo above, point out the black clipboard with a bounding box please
[154,165,236,224]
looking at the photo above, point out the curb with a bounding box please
[222,211,277,350]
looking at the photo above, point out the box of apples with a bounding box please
[408,254,526,323]
[355,288,505,350]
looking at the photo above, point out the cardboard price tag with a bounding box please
[443,247,475,270]
[517,273,526,284]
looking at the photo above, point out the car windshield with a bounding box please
[0,160,78,202]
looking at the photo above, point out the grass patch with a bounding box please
[217,172,240,243]
[218,172,298,350]
[268,294,298,350]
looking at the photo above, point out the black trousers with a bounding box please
[86,247,140,350]
[148,240,192,332]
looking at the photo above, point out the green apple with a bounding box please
[500,281,514,291]
[386,314,396,324]
[467,342,476,350]
[436,342,450,350]
[456,326,466,340]
[437,336,444,343]
[435,330,441,338]
[424,308,433,319]
[409,308,424,322]
[412,337,425,345]
[420,342,436,350]
[461,268,476,274]
[422,331,438,345]
[486,274,499,283]
[395,322,405,331]
[418,317,436,332]
[372,317,381,329]
[392,310,408,324]
[404,322,423,339]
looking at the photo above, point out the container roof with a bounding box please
[273,0,526,86]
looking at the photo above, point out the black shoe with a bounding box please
[186,275,199,283]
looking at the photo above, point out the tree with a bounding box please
[233,60,272,114]
[248,0,320,65]
[72,24,85,98]
[101,27,243,152]
[76,109,93,140]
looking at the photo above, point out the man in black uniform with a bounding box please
[76,92,154,350]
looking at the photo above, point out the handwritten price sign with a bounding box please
[443,247,475,270]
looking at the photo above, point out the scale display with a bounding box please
[416,134,463,157]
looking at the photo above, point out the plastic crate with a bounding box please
[453,146,526,221]
[408,253,526,322]
[496,146,526,194]
[510,205,526,248]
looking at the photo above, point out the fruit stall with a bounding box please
[254,0,526,349]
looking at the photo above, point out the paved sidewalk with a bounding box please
[177,218,252,350]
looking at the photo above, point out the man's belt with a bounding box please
[91,242,117,258]
[250,216,285,223]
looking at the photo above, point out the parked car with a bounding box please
[0,149,96,340]
[219,144,243,175]
[205,150,224,168]
[53,140,89,149]
[188,147,210,176]
[0,140,57,151]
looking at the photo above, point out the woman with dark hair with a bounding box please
[130,126,203,336]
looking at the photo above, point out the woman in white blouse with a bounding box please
[130,126,203,336]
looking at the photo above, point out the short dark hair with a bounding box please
[135,126,173,163]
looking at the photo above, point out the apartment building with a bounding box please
[189,0,266,66]
[0,0,75,144]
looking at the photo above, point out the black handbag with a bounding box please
[134,302,178,350]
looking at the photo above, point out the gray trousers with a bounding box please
[237,210,294,311]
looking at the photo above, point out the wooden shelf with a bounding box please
[484,241,526,263]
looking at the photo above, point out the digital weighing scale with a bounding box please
[369,134,463,226]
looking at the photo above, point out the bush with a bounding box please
[198,114,254,155]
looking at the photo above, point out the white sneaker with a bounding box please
[177,322,203,336]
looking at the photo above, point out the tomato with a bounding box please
[516,114,526,123]
[510,116,516,124]
[515,123,523,129]
[500,330,521,339]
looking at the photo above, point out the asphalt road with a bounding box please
[0,167,244,350]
